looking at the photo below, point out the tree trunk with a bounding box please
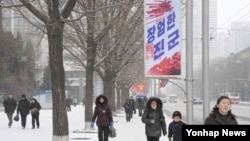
[47,23,69,140]
[84,7,96,129]
[116,86,121,110]
[84,40,96,129]
[103,73,116,113]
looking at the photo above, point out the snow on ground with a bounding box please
[0,105,172,141]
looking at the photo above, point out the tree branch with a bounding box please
[19,0,48,23]
[61,0,77,19]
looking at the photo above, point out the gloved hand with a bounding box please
[90,122,94,128]
[163,131,167,136]
[169,137,172,141]
[109,122,113,127]
[150,119,155,124]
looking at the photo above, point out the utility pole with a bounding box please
[186,0,194,124]
[202,0,210,121]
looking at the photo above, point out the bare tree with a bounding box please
[2,0,77,140]
[62,0,143,128]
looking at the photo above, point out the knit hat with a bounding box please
[172,111,182,119]
[21,94,26,98]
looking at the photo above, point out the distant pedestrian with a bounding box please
[168,111,186,141]
[17,94,30,129]
[73,97,78,107]
[3,93,17,128]
[29,98,42,129]
[66,97,72,111]
[136,97,145,117]
[142,97,167,141]
[123,99,133,122]
[128,97,136,118]
[91,94,113,141]
[204,96,238,125]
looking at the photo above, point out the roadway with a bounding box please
[163,101,250,124]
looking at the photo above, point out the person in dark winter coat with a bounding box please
[124,99,133,122]
[3,93,17,128]
[142,97,167,141]
[17,94,30,129]
[168,111,186,141]
[91,94,113,141]
[204,96,238,125]
[66,97,72,112]
[128,97,136,118]
[29,98,42,129]
[136,97,145,116]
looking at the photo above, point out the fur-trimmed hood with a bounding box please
[95,94,108,106]
[146,97,162,111]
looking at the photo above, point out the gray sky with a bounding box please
[217,0,250,28]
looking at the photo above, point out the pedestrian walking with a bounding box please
[168,111,186,141]
[204,95,238,125]
[66,97,72,112]
[123,99,133,122]
[29,98,42,129]
[136,96,145,117]
[73,97,78,107]
[3,93,17,128]
[91,94,113,141]
[142,97,167,141]
[128,97,136,119]
[17,94,30,129]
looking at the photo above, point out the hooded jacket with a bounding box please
[91,95,113,127]
[142,97,167,137]
[29,98,42,115]
[204,107,238,125]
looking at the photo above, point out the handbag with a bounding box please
[109,126,116,138]
[13,114,19,121]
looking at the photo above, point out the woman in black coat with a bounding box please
[142,97,167,141]
[29,98,42,129]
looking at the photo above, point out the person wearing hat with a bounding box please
[29,98,42,129]
[168,111,186,141]
[17,94,30,129]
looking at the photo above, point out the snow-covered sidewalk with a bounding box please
[0,105,172,141]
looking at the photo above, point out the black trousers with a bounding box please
[20,114,27,128]
[147,136,159,141]
[139,108,143,116]
[32,114,40,128]
[125,112,131,121]
[98,126,109,141]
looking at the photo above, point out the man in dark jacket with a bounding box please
[3,93,17,128]
[17,94,30,129]
[29,98,42,129]
[124,99,133,122]
[136,97,145,116]
[91,94,113,141]
[142,97,167,141]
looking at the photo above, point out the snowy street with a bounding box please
[0,105,172,141]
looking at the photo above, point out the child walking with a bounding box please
[168,111,186,141]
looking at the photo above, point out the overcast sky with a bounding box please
[217,0,250,28]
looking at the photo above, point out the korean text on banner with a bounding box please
[144,0,181,77]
